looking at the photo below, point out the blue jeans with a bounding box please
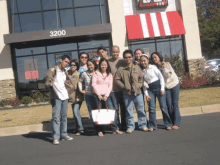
[85,95,97,122]
[51,99,68,140]
[123,94,147,131]
[109,92,120,111]
[109,91,122,130]
[166,84,181,126]
[147,89,172,129]
[94,94,120,131]
[72,101,83,131]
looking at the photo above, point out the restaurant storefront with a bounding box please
[0,0,203,99]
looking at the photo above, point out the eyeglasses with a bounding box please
[81,56,88,59]
[124,56,132,59]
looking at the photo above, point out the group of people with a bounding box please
[45,45,181,145]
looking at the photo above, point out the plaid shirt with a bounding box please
[78,71,93,95]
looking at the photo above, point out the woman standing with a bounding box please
[78,59,98,129]
[71,53,88,135]
[66,59,83,135]
[92,58,123,137]
[140,54,172,131]
[151,52,181,130]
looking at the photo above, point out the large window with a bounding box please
[13,36,111,94]
[9,0,109,33]
[129,35,185,60]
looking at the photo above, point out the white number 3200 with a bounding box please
[50,30,66,37]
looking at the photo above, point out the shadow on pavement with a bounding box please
[22,132,53,143]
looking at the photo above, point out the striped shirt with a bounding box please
[78,71,93,95]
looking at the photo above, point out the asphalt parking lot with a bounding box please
[0,113,220,165]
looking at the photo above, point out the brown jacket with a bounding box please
[66,70,84,103]
[115,64,144,96]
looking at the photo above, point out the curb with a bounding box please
[1,104,220,137]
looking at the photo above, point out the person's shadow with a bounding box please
[22,132,53,143]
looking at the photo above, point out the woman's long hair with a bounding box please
[150,52,164,65]
[87,59,98,71]
[98,58,111,75]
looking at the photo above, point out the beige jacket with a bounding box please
[159,62,179,89]
[66,70,84,103]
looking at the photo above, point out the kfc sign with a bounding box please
[139,0,168,8]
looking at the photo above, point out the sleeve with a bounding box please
[78,72,85,93]
[167,62,176,75]
[92,72,101,96]
[142,71,149,96]
[45,69,53,87]
[114,68,125,89]
[162,62,172,78]
[138,68,144,89]
[143,83,149,96]
[105,74,113,97]
[154,66,165,91]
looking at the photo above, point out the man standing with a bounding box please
[108,46,126,131]
[45,55,73,145]
[115,50,148,133]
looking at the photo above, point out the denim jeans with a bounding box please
[147,89,172,129]
[93,94,119,131]
[51,99,68,140]
[85,95,97,122]
[166,84,181,126]
[72,101,83,131]
[109,91,121,130]
[109,92,120,111]
[123,94,147,131]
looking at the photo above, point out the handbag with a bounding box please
[91,101,116,125]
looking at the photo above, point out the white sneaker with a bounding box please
[62,136,73,141]
[53,140,59,145]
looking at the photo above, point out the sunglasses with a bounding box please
[81,56,88,59]
[71,64,76,66]
[124,56,132,59]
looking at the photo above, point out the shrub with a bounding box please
[43,92,50,102]
[8,97,20,106]
[20,96,32,105]
[32,91,50,103]
[32,91,44,103]
[195,76,208,86]
[180,73,208,89]
[0,99,10,107]
[205,69,220,85]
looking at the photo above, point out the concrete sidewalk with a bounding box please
[1,103,220,137]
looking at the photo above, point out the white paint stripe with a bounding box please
[139,14,149,38]
[161,12,171,36]
[150,13,160,37]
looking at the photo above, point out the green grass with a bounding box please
[1,86,220,128]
